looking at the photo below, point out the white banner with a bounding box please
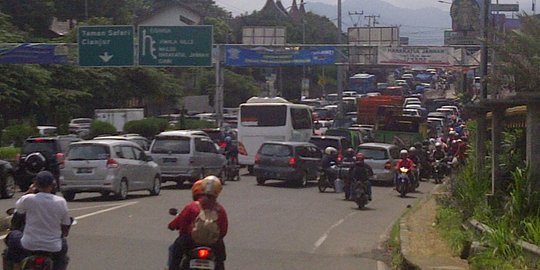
[377,46,453,66]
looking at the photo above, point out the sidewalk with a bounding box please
[399,184,469,270]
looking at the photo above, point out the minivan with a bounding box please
[254,141,322,187]
[148,131,226,186]
[356,143,400,184]
[60,140,161,201]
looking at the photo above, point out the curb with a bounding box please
[399,184,445,270]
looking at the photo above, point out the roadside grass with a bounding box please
[0,147,19,160]
[387,220,405,269]
[435,206,471,256]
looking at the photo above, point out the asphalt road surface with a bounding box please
[0,171,437,269]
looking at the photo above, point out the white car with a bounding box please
[68,118,92,134]
[402,109,420,117]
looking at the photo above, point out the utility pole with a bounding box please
[348,11,364,27]
[365,15,380,27]
[336,0,344,118]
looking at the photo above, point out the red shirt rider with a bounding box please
[168,196,228,239]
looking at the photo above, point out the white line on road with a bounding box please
[70,202,135,212]
[311,212,357,253]
[74,201,138,220]
[0,201,138,240]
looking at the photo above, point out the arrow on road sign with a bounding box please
[99,52,113,63]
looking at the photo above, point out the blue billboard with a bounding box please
[0,43,67,64]
[225,46,335,67]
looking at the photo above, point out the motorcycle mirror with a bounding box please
[6,208,15,215]
[168,208,178,216]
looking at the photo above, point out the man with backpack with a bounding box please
[167,175,228,270]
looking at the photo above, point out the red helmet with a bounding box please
[355,153,365,161]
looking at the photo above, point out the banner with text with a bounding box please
[225,46,335,67]
[377,46,453,66]
[0,43,67,64]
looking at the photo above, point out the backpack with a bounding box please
[191,202,220,245]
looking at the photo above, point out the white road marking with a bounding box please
[0,201,138,240]
[311,212,357,253]
[70,202,134,211]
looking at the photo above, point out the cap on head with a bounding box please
[36,171,55,187]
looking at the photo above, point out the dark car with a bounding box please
[309,135,351,162]
[254,141,322,187]
[15,135,81,191]
[0,160,16,198]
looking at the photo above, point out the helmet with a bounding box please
[192,175,223,199]
[36,171,55,187]
[355,153,365,161]
[409,146,416,153]
[435,142,442,148]
[345,148,355,157]
[400,149,408,156]
[325,147,337,155]
[224,136,232,143]
[429,138,436,144]
[449,130,457,136]
[201,175,223,198]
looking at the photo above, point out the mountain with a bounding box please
[306,0,452,45]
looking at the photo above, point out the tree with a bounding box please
[0,0,56,37]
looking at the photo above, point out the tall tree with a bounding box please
[0,0,55,37]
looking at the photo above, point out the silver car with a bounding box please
[60,140,161,201]
[148,131,226,185]
[356,143,400,184]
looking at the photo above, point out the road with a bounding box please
[0,171,437,269]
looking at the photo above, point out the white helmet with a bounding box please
[400,149,408,156]
[409,146,416,152]
[435,142,442,147]
[325,147,337,155]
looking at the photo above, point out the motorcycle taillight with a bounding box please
[197,248,211,259]
[34,256,46,265]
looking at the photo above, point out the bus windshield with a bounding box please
[240,105,287,127]
[348,73,376,94]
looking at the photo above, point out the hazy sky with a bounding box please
[214,0,536,16]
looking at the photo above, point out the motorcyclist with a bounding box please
[348,153,374,201]
[341,148,356,199]
[223,136,238,163]
[4,171,71,270]
[431,142,448,176]
[168,176,228,270]
[395,149,416,187]
[408,147,421,186]
[321,147,339,183]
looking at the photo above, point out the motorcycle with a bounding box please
[318,163,348,193]
[396,167,412,198]
[168,208,218,270]
[350,180,369,209]
[223,156,240,182]
[432,159,445,184]
[2,208,74,270]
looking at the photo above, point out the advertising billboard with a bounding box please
[377,46,453,66]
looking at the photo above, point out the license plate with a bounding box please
[162,158,177,163]
[189,259,215,269]
[77,168,92,174]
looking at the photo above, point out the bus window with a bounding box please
[291,108,312,130]
[240,105,287,127]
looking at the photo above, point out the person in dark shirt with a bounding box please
[349,153,374,200]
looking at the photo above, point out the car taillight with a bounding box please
[384,161,392,170]
[238,142,247,156]
[197,248,211,259]
[56,153,65,169]
[34,256,46,265]
[337,153,343,162]
[254,153,261,164]
[34,138,45,143]
[106,159,119,168]
[288,157,297,167]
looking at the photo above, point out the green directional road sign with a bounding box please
[138,26,213,67]
[78,25,134,67]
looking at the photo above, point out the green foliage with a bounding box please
[505,168,540,224]
[0,0,56,38]
[387,221,404,268]
[176,119,216,130]
[124,118,168,139]
[2,124,38,148]
[0,147,20,160]
[89,121,117,138]
[0,13,27,42]
[436,207,471,255]
[522,217,540,246]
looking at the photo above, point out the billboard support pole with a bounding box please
[337,0,344,119]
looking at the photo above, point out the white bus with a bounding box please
[237,97,313,171]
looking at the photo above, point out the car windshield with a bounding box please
[357,147,389,160]
[67,144,110,160]
[151,137,190,154]
[259,144,292,157]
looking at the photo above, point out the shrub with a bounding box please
[124,117,168,139]
[0,147,20,160]
[2,124,38,147]
[89,121,117,138]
